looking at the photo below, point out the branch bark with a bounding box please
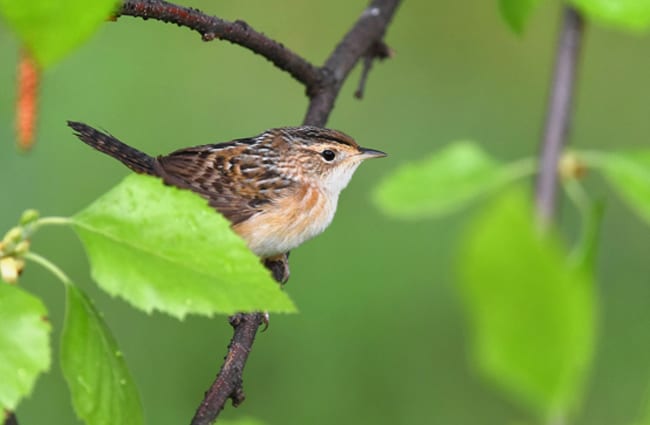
[3,411,18,425]
[190,257,286,425]
[190,313,265,425]
[535,5,585,227]
[117,0,400,127]
[118,0,322,90]
[114,0,401,423]
[304,0,401,126]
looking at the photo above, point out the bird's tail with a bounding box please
[67,121,156,175]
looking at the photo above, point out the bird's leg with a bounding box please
[263,253,290,284]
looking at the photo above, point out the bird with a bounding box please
[67,121,386,265]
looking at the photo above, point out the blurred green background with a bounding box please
[2,0,650,424]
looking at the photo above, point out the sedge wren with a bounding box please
[68,122,386,260]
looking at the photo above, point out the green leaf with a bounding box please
[570,200,605,272]
[499,0,543,34]
[373,141,534,219]
[61,284,143,425]
[569,0,650,31]
[457,188,595,419]
[0,282,51,410]
[0,0,119,67]
[72,174,295,319]
[595,150,650,225]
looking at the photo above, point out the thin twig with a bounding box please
[117,0,322,90]
[355,41,392,99]
[535,5,585,227]
[304,0,402,126]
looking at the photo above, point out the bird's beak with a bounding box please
[358,147,387,159]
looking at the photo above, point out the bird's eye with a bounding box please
[321,150,336,161]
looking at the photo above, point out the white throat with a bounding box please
[321,161,362,196]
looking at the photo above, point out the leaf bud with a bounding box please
[3,227,23,245]
[19,209,39,226]
[559,151,587,180]
[14,240,30,256]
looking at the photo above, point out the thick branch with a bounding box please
[535,6,585,226]
[304,0,402,126]
[117,0,322,89]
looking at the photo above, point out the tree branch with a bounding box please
[190,256,288,425]
[304,0,401,126]
[190,312,266,425]
[535,5,585,227]
[117,0,401,127]
[355,41,393,100]
[117,0,401,422]
[117,0,322,90]
[3,411,18,425]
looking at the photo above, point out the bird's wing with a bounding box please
[155,142,296,225]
